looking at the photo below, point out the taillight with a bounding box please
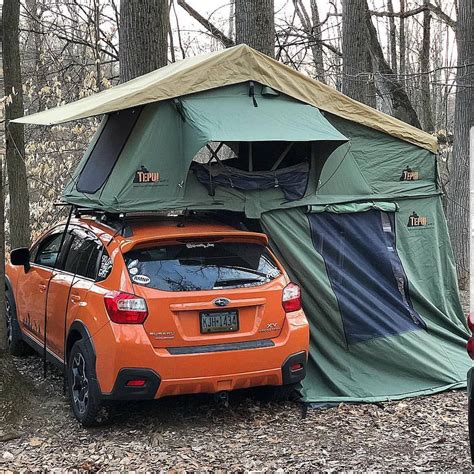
[104,291,148,324]
[468,313,474,333]
[467,338,474,360]
[282,283,302,313]
[466,313,474,359]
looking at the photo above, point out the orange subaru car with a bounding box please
[5,213,309,426]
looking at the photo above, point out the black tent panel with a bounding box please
[308,210,426,344]
[76,107,143,194]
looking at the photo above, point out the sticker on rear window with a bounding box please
[185,243,215,249]
[127,259,139,268]
[132,274,151,285]
[129,267,139,275]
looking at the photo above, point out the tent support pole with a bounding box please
[271,142,293,171]
[43,204,74,378]
[249,142,253,172]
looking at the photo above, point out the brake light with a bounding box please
[104,291,148,324]
[282,283,302,313]
[467,338,474,360]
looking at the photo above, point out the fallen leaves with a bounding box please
[0,291,470,471]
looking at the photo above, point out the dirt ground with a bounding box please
[0,291,471,471]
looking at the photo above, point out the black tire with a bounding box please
[256,383,299,403]
[67,339,108,427]
[5,288,32,356]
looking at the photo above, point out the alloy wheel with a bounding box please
[71,352,89,415]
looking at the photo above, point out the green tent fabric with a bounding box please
[56,73,470,402]
[64,83,347,211]
[306,201,399,214]
[261,196,469,402]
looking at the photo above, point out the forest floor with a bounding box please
[0,291,471,471]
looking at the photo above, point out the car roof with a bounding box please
[71,216,268,247]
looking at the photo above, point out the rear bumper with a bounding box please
[103,351,307,400]
[94,312,309,399]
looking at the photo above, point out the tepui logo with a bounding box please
[407,211,428,227]
[400,166,420,181]
[134,165,160,184]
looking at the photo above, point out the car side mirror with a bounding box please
[11,247,31,272]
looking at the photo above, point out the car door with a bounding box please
[46,228,103,358]
[16,230,65,345]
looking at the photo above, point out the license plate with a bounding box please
[200,310,239,333]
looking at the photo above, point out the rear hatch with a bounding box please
[123,237,288,349]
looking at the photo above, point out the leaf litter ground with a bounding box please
[0,291,471,471]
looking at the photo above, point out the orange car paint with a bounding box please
[6,217,310,398]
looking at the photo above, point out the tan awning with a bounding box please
[12,44,437,153]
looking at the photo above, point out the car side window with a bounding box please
[64,232,102,280]
[35,233,64,268]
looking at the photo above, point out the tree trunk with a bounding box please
[3,0,31,249]
[387,0,397,75]
[119,0,169,82]
[294,0,325,83]
[235,0,275,58]
[446,0,473,289]
[365,4,421,128]
[0,145,5,354]
[399,0,406,83]
[25,0,46,112]
[341,0,375,106]
[420,2,434,131]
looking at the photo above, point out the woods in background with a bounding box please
[0,0,472,288]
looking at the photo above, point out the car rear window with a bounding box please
[124,241,282,291]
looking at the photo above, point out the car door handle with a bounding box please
[38,283,47,292]
[70,294,81,304]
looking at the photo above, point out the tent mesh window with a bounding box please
[308,209,425,344]
[76,107,142,194]
[191,141,312,201]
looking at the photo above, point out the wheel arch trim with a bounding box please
[66,320,97,364]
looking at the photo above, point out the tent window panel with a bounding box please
[308,210,425,345]
[76,107,142,194]
[191,141,314,201]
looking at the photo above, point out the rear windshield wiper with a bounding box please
[213,277,264,288]
[218,265,271,279]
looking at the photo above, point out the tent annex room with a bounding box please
[14,44,471,403]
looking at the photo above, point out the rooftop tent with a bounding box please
[15,45,470,403]
[63,83,348,211]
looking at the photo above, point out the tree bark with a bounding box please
[420,2,434,131]
[341,0,375,106]
[446,0,473,289]
[119,0,169,82]
[294,0,325,83]
[0,146,5,354]
[3,0,31,249]
[364,4,421,128]
[177,0,234,48]
[235,0,275,58]
[387,0,397,75]
[399,0,406,83]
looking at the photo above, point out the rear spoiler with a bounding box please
[120,231,269,253]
